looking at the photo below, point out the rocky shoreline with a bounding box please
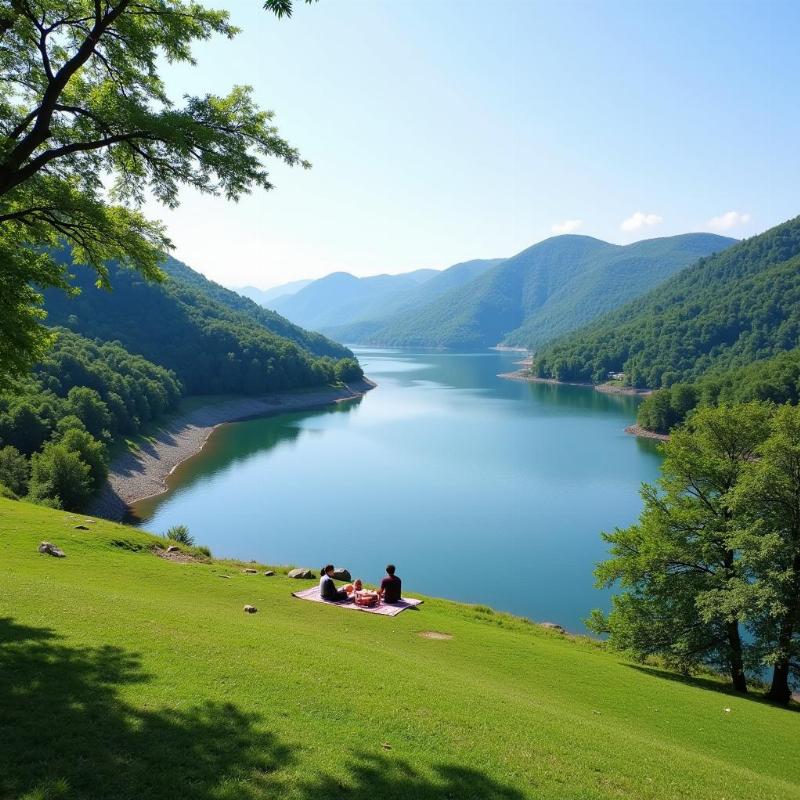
[499,369,652,396]
[88,379,376,521]
[624,424,670,442]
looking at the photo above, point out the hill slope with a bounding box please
[43,255,353,395]
[534,216,800,388]
[322,258,504,343]
[270,270,441,332]
[363,234,733,349]
[1,498,797,800]
[237,279,313,306]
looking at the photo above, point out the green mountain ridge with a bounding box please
[534,216,800,388]
[43,254,355,395]
[321,258,504,343]
[360,233,735,349]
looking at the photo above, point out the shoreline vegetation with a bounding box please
[89,379,376,521]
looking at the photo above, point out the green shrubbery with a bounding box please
[165,525,194,546]
[0,329,180,510]
[637,348,800,433]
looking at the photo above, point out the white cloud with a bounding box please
[706,210,751,231]
[620,211,664,232]
[551,219,583,235]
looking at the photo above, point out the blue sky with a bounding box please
[147,0,800,288]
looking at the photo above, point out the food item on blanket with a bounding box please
[354,590,379,607]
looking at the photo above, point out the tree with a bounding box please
[590,403,773,692]
[0,445,30,496]
[334,357,364,383]
[58,427,108,491]
[733,405,800,704]
[29,441,92,510]
[0,1,310,380]
[66,386,111,439]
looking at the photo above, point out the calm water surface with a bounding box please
[134,349,662,630]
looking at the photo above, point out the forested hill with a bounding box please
[43,253,357,395]
[533,215,800,388]
[359,233,733,349]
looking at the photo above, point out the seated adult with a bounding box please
[319,564,350,602]
[378,563,402,604]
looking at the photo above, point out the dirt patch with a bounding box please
[418,631,453,640]
[153,547,201,564]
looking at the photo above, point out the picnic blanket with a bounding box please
[292,585,422,617]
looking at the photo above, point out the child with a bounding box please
[351,578,379,607]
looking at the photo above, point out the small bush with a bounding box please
[165,525,194,546]
[195,545,212,558]
[0,481,19,500]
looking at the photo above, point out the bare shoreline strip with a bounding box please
[498,369,652,396]
[89,379,376,521]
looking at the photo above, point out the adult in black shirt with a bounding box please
[319,564,350,602]
[379,563,402,604]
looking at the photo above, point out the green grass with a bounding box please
[1,498,797,800]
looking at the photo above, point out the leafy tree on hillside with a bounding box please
[29,441,92,510]
[57,428,108,492]
[0,445,30,496]
[733,405,800,704]
[0,0,310,380]
[590,404,773,693]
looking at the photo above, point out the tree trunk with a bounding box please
[767,658,792,705]
[726,620,748,693]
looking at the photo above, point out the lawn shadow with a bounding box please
[0,617,294,799]
[298,751,526,800]
[625,663,799,712]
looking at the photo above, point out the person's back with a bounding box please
[380,564,402,604]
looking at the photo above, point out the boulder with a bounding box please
[540,622,566,634]
[332,567,352,581]
[243,568,258,574]
[243,605,257,614]
[263,570,276,577]
[288,568,314,579]
[38,542,65,558]
[166,545,180,553]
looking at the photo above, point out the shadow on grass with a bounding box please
[1,617,527,799]
[0,617,292,799]
[299,752,526,800]
[625,663,799,712]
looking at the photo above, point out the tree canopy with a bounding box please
[0,0,309,380]
[591,403,800,703]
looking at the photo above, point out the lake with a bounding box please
[133,349,663,631]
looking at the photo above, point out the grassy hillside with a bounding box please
[43,255,354,395]
[2,498,798,800]
[364,234,733,350]
[534,216,800,388]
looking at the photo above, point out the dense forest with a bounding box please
[0,329,182,509]
[359,233,732,349]
[44,252,356,395]
[533,216,800,388]
[636,348,800,433]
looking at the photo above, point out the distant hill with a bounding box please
[43,254,355,395]
[362,234,734,349]
[236,279,312,306]
[322,258,504,343]
[534,216,800,388]
[270,268,442,332]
